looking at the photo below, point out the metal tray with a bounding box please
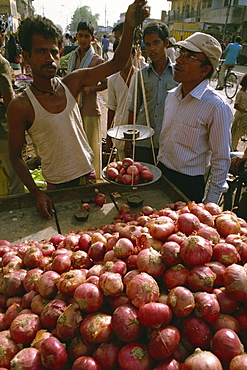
[102,162,162,187]
[107,125,154,141]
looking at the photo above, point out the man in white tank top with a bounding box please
[7,0,149,219]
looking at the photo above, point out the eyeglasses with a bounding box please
[176,47,206,64]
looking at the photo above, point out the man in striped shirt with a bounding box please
[157,32,233,204]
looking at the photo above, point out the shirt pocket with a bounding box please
[144,83,154,101]
[175,122,204,153]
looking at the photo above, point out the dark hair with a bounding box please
[235,36,242,43]
[143,21,169,43]
[112,22,124,33]
[18,16,63,54]
[77,20,94,35]
[240,73,247,88]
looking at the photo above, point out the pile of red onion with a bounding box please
[0,201,247,369]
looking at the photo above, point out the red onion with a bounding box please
[153,358,180,369]
[205,261,226,287]
[215,212,241,237]
[4,303,23,326]
[162,264,190,290]
[100,259,127,276]
[99,272,124,296]
[234,307,247,334]
[190,205,215,227]
[68,335,94,363]
[80,312,113,343]
[40,299,67,328]
[187,265,215,292]
[204,202,222,215]
[180,235,213,266]
[148,325,181,361]
[126,272,160,308]
[111,303,143,342]
[147,217,175,240]
[93,341,120,370]
[212,288,238,314]
[56,302,83,342]
[176,213,200,236]
[138,302,172,328]
[197,225,220,244]
[136,248,166,277]
[10,347,43,370]
[212,242,240,266]
[37,271,60,299]
[118,342,153,370]
[21,289,37,309]
[210,328,244,364]
[229,353,247,369]
[210,313,240,334]
[74,282,104,312]
[40,336,68,369]
[0,313,7,331]
[56,269,86,296]
[88,242,106,261]
[49,234,66,247]
[194,291,220,323]
[62,234,80,250]
[0,269,26,297]
[160,241,182,266]
[167,286,195,317]
[224,263,247,301]
[71,250,93,269]
[225,234,247,264]
[0,330,19,368]
[30,329,52,351]
[179,315,212,351]
[180,348,223,370]
[51,254,71,274]
[72,356,101,370]
[31,294,49,316]
[10,313,41,344]
[167,231,187,245]
[113,238,134,259]
[22,246,43,268]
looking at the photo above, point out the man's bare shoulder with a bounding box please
[9,91,31,110]
[8,90,33,125]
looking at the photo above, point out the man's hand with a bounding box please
[230,154,247,173]
[32,188,54,219]
[125,0,149,29]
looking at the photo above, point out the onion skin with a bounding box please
[167,286,195,318]
[56,269,86,296]
[118,342,153,370]
[10,347,43,370]
[224,263,247,302]
[0,330,19,368]
[179,315,212,351]
[79,313,113,343]
[148,325,181,361]
[180,348,223,370]
[212,242,240,266]
[23,267,43,293]
[10,313,41,344]
[40,336,68,370]
[56,302,83,342]
[229,353,247,369]
[194,292,220,323]
[126,272,160,308]
[136,248,166,277]
[111,304,143,342]
[153,358,180,369]
[180,235,213,266]
[138,302,172,328]
[215,212,241,237]
[210,328,244,364]
[187,265,215,292]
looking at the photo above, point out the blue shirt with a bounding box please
[223,42,242,65]
[102,38,109,51]
[128,59,177,148]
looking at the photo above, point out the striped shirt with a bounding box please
[158,79,233,204]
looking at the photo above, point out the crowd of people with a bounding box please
[0,0,247,219]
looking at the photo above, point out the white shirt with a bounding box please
[158,79,233,204]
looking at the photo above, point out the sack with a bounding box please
[14,55,21,64]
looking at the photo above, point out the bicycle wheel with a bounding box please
[225,72,239,99]
[209,70,219,89]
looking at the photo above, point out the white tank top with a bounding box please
[26,79,94,184]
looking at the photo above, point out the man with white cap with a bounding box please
[157,32,233,204]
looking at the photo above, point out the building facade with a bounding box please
[0,0,34,33]
[163,0,247,43]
